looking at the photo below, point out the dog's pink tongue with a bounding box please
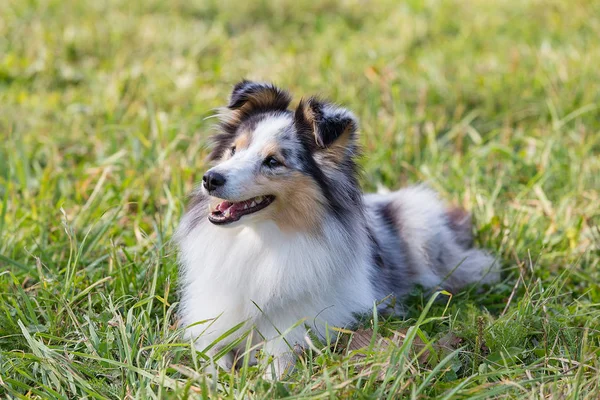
[216,201,232,212]
[230,199,252,213]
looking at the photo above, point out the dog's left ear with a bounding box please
[212,81,292,160]
[228,80,292,114]
[294,97,358,158]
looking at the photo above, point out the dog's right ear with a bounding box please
[228,80,292,114]
[294,97,358,163]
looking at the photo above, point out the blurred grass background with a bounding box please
[1,0,599,398]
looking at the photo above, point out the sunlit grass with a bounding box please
[1,0,599,398]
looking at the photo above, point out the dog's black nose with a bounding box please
[202,171,226,192]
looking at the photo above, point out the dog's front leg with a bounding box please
[190,337,236,377]
[261,340,303,380]
[262,350,296,380]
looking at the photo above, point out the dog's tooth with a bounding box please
[250,201,256,207]
[224,209,231,218]
[243,203,248,209]
[256,196,263,203]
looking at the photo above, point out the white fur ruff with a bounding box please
[176,214,375,370]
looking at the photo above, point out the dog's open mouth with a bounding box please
[209,195,275,225]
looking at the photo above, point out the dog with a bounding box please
[175,80,499,379]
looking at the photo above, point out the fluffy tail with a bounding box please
[402,185,499,291]
[368,185,500,295]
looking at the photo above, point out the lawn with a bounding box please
[1,0,599,398]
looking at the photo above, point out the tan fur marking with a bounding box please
[218,107,241,126]
[303,107,317,142]
[234,132,251,150]
[254,91,278,106]
[237,91,280,114]
[321,124,352,163]
[260,142,285,163]
[256,171,326,234]
[298,100,321,147]
[299,99,354,157]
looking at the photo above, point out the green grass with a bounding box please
[1,0,599,398]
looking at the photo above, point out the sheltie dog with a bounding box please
[175,81,498,379]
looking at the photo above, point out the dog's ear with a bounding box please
[228,80,291,113]
[294,97,358,160]
[211,81,292,161]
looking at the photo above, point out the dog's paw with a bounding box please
[262,351,297,380]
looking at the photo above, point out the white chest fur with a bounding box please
[176,217,375,351]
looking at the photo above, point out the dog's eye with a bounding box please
[263,156,282,168]
[230,146,236,156]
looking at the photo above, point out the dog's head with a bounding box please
[200,80,361,232]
